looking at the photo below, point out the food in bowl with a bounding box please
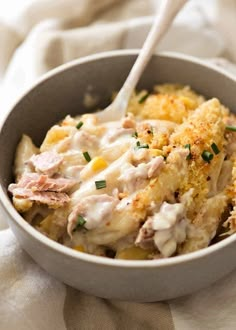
[8,83,236,260]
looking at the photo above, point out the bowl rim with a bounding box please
[1,49,236,269]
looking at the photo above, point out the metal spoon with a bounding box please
[96,0,188,122]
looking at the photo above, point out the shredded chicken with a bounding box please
[29,151,63,176]
[72,130,99,149]
[118,157,164,193]
[136,202,188,257]
[9,173,77,193]
[11,188,69,208]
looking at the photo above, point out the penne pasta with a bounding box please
[8,84,236,260]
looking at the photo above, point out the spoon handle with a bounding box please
[113,0,188,115]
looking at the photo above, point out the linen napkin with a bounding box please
[1,1,236,329]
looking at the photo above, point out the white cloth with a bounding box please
[0,230,67,330]
[1,1,236,329]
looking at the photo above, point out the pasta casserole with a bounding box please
[8,84,236,260]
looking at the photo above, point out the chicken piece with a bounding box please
[8,173,75,211]
[8,173,77,193]
[71,130,99,150]
[11,188,70,209]
[136,202,188,257]
[118,157,164,193]
[29,151,63,176]
[135,218,155,250]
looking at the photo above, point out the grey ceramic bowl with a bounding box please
[1,50,236,302]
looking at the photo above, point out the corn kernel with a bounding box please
[73,245,85,252]
[91,157,108,172]
[116,246,151,260]
[150,149,163,157]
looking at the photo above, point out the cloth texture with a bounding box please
[1,0,236,329]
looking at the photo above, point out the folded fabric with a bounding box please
[1,1,236,329]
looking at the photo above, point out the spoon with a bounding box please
[96,0,188,122]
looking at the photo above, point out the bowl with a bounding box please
[1,50,236,302]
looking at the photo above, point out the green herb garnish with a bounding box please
[83,151,91,162]
[76,121,84,129]
[184,144,192,160]
[95,180,106,190]
[137,144,149,149]
[135,141,149,149]
[226,125,236,132]
[201,150,214,163]
[75,215,86,229]
[132,131,138,138]
[211,142,220,155]
[138,92,149,104]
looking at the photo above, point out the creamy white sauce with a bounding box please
[70,150,132,204]
[118,156,164,193]
[67,118,171,233]
[152,202,187,257]
[84,198,116,230]
[39,113,185,248]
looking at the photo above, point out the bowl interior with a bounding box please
[0,51,236,216]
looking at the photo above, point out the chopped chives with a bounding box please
[201,150,214,163]
[184,144,192,160]
[83,151,91,162]
[76,121,83,129]
[76,215,86,229]
[211,142,220,155]
[135,140,149,149]
[226,125,236,132]
[138,92,149,104]
[137,144,149,149]
[95,180,106,190]
[132,131,138,138]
